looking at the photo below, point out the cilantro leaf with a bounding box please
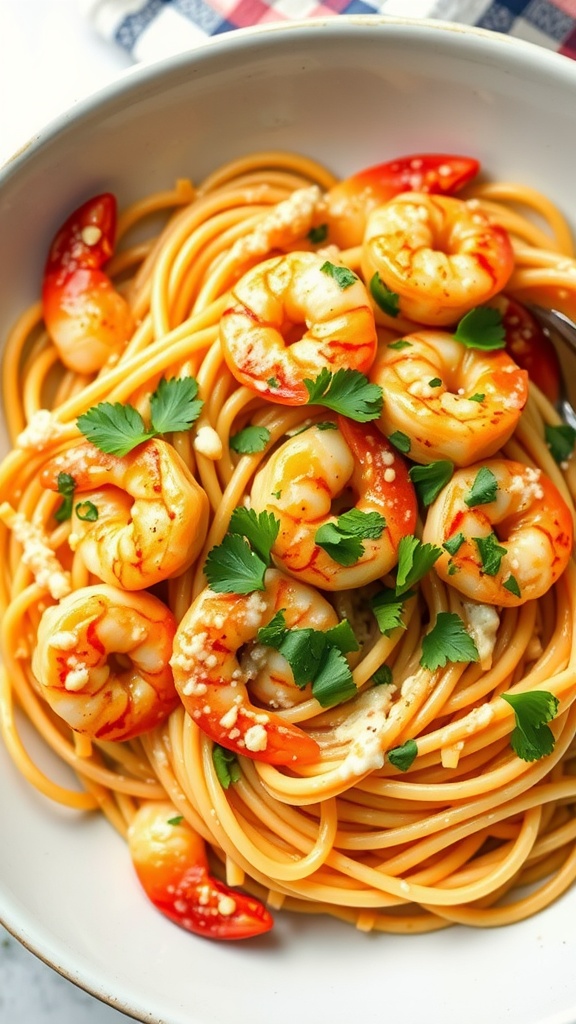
[257,613,358,708]
[420,612,479,671]
[315,509,386,566]
[320,261,358,289]
[77,377,203,456]
[371,587,412,636]
[167,815,184,826]
[396,535,442,595]
[474,532,507,575]
[545,423,576,464]
[75,500,99,522]
[304,368,383,422]
[369,273,400,317]
[409,460,454,507]
[503,574,521,598]
[204,534,267,594]
[388,431,411,454]
[308,223,328,244]
[465,466,498,507]
[443,532,465,556]
[311,646,357,707]
[388,339,412,351]
[228,507,279,566]
[501,690,559,762]
[230,425,271,454]
[212,745,241,788]
[54,472,76,522]
[454,307,506,350]
[77,401,153,456]
[388,739,418,772]
[149,377,203,434]
[373,665,393,686]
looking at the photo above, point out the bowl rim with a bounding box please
[3,13,576,1023]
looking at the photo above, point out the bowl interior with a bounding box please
[2,18,576,1024]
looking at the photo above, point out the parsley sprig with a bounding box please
[76,377,203,457]
[454,307,506,350]
[371,536,442,635]
[257,610,358,708]
[315,509,386,566]
[501,690,559,762]
[304,368,383,422]
[204,508,280,594]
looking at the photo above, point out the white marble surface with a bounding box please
[0,3,135,1020]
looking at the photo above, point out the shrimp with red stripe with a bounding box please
[42,193,134,374]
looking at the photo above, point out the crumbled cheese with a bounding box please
[217,895,237,917]
[193,425,223,461]
[64,664,90,692]
[81,225,102,246]
[462,601,500,669]
[244,724,268,752]
[49,630,78,651]
[16,409,68,451]
[336,687,396,780]
[0,502,71,599]
[230,186,321,265]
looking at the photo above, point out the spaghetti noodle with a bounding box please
[2,150,576,938]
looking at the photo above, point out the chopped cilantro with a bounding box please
[320,261,358,290]
[501,690,559,762]
[204,534,268,594]
[308,223,328,244]
[212,745,241,788]
[454,306,505,350]
[396,535,442,595]
[545,423,576,464]
[465,466,498,507]
[371,587,412,636]
[420,612,479,671]
[315,509,386,566]
[267,377,279,389]
[229,424,271,454]
[474,532,507,575]
[257,610,358,708]
[75,500,98,522]
[409,460,454,507]
[167,815,184,826]
[77,377,203,457]
[369,272,400,317]
[387,739,418,772]
[227,507,280,566]
[54,472,76,522]
[503,574,521,597]
[304,368,383,422]
[443,532,465,556]
[428,377,442,388]
[388,339,412,351]
[388,431,411,454]
[373,665,393,687]
[469,393,485,403]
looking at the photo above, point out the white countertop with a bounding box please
[0,2,134,1020]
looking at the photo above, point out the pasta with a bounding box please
[2,149,576,939]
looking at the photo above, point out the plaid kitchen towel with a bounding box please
[83,0,576,62]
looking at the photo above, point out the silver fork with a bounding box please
[528,305,576,430]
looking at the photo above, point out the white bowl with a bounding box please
[2,17,576,1024]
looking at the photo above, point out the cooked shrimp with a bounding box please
[31,585,178,741]
[40,438,209,590]
[370,330,528,467]
[250,417,418,590]
[421,459,573,606]
[219,250,377,405]
[42,193,134,373]
[170,568,339,766]
[128,801,273,940]
[361,193,514,327]
[322,153,480,248]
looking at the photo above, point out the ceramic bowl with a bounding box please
[1,17,576,1024]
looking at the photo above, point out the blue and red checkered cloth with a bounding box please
[83,0,576,62]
